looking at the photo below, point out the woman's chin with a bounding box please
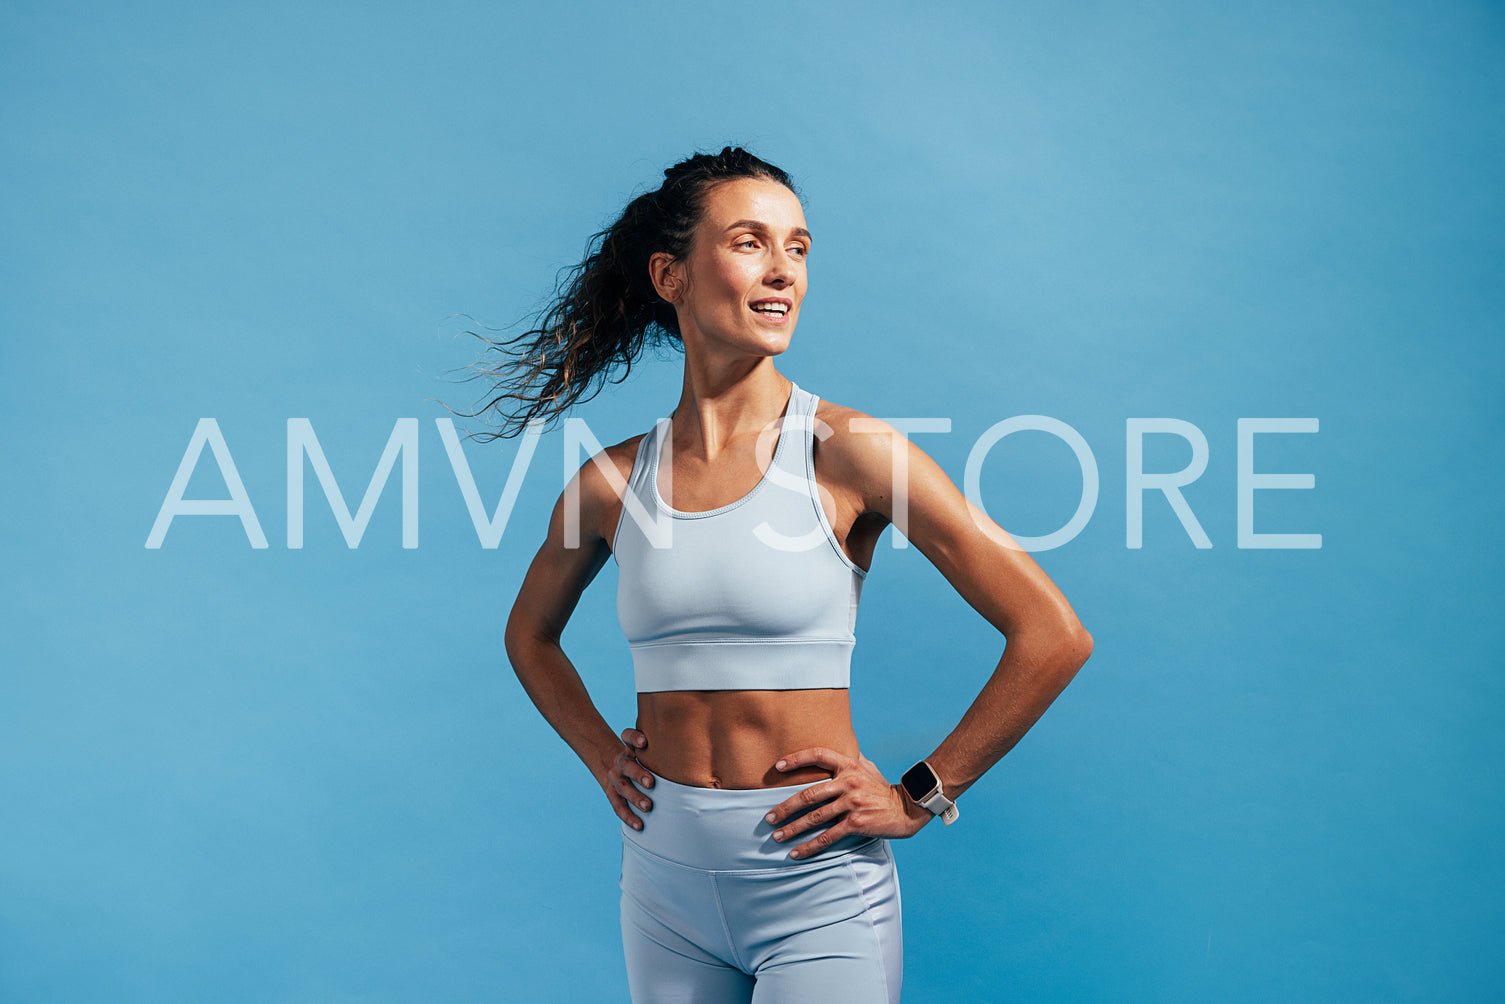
[752,326,796,356]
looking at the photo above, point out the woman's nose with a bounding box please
[766,251,798,285]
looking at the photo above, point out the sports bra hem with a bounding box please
[630,635,856,650]
[633,638,854,693]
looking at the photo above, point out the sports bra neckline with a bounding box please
[649,381,799,520]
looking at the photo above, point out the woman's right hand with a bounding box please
[601,727,655,830]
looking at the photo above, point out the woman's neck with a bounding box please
[669,364,792,464]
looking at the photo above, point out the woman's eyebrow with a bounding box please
[722,219,812,240]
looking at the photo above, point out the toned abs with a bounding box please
[636,689,859,788]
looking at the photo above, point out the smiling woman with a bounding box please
[648,178,809,365]
[482,146,1093,1002]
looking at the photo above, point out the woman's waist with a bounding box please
[635,688,857,789]
[622,774,879,871]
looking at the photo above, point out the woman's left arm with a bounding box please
[767,414,1094,858]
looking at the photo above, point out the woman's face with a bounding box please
[664,177,810,357]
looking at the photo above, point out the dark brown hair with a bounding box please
[456,146,799,440]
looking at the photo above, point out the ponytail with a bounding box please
[457,146,798,440]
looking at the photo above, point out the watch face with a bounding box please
[902,761,939,801]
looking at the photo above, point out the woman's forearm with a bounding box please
[505,631,622,784]
[926,620,1093,801]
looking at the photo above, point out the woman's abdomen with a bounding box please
[635,689,859,789]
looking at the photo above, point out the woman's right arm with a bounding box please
[502,446,656,829]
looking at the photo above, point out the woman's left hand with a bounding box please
[765,747,932,859]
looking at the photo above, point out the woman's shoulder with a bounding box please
[808,390,974,530]
[540,430,649,547]
[809,393,908,489]
[573,432,649,499]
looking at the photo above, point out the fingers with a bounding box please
[614,749,654,790]
[610,750,655,807]
[605,728,654,829]
[617,730,652,787]
[774,746,847,774]
[605,786,644,830]
[764,780,838,828]
[612,768,653,805]
[770,796,838,843]
[765,748,862,826]
[787,820,852,861]
[608,763,653,828]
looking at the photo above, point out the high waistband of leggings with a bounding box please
[621,774,879,871]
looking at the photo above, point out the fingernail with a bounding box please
[766,812,776,823]
[640,801,650,810]
[776,760,787,770]
[774,830,784,841]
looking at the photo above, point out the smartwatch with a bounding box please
[901,760,959,825]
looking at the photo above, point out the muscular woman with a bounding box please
[495,146,1093,1002]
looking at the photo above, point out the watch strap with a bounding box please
[919,787,960,825]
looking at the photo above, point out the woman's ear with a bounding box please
[649,251,684,304]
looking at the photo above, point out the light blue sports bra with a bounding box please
[612,381,867,693]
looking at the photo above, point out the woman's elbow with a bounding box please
[503,605,537,671]
[1039,614,1093,679]
[505,602,564,671]
[503,623,522,669]
[1068,623,1094,670]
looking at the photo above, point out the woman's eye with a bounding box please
[736,238,759,249]
[788,245,808,259]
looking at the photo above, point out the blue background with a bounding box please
[4,1,1502,1000]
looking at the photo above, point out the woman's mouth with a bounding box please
[749,299,792,320]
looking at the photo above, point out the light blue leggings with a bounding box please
[619,775,902,1003]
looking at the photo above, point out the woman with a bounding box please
[495,147,1092,1002]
